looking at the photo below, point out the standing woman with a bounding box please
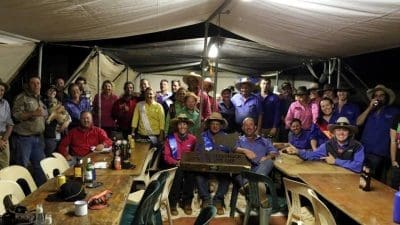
[0,79,13,169]
[92,80,119,137]
[64,83,91,129]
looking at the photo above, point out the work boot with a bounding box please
[214,201,225,215]
[179,202,192,215]
[170,206,178,216]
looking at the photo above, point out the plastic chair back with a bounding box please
[131,180,161,225]
[308,189,337,225]
[133,147,156,186]
[0,165,37,195]
[283,178,315,225]
[52,152,71,169]
[194,205,217,225]
[40,157,69,179]
[0,180,25,215]
[240,171,284,225]
[146,170,169,225]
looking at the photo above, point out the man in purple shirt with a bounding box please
[334,84,360,125]
[286,117,364,173]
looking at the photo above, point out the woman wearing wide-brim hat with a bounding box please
[0,79,14,169]
[182,72,211,121]
[357,84,399,182]
[285,86,316,130]
[286,117,364,173]
[163,113,196,216]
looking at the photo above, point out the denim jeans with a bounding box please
[15,135,46,186]
[196,173,230,204]
[235,159,274,186]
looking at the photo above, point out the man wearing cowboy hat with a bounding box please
[182,72,211,120]
[357,84,400,181]
[320,83,337,103]
[231,77,262,133]
[286,117,364,173]
[0,79,14,169]
[195,112,231,215]
[163,114,196,216]
[334,83,359,125]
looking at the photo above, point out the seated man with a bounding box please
[58,111,112,165]
[285,117,364,173]
[288,118,312,150]
[195,112,231,215]
[234,117,278,181]
[163,114,196,216]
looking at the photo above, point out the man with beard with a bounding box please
[286,117,364,173]
[112,81,138,138]
[357,84,399,182]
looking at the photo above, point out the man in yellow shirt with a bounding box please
[132,87,165,144]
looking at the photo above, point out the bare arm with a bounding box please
[356,99,375,126]
[390,128,399,167]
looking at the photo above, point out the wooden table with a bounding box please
[299,173,398,225]
[66,142,150,177]
[21,175,133,225]
[273,152,352,178]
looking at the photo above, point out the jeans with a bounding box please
[169,168,194,206]
[235,159,274,186]
[15,135,46,186]
[196,173,230,204]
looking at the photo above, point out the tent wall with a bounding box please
[0,43,36,83]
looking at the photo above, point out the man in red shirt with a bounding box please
[58,111,112,165]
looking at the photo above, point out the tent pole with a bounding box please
[38,42,43,79]
[96,47,102,128]
[336,58,341,87]
[199,22,210,119]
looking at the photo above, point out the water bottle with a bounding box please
[394,189,400,223]
[35,204,45,225]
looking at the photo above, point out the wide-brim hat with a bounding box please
[281,81,292,90]
[46,181,86,202]
[170,113,194,129]
[320,83,335,92]
[183,72,202,85]
[366,84,396,105]
[294,86,309,96]
[0,79,9,92]
[234,77,255,91]
[204,112,228,129]
[327,117,358,134]
[203,77,214,89]
[336,83,353,93]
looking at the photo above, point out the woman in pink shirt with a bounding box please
[92,80,119,136]
[285,86,318,130]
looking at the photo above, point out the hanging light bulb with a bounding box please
[208,43,218,58]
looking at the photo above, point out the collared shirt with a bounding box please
[361,106,400,157]
[58,126,112,157]
[218,101,236,133]
[180,108,201,137]
[257,92,281,129]
[231,93,261,126]
[0,99,14,133]
[163,132,196,166]
[156,92,172,104]
[196,89,211,121]
[132,101,165,136]
[164,101,185,135]
[297,140,365,173]
[111,96,138,130]
[310,114,338,147]
[196,130,231,153]
[285,101,317,130]
[92,93,119,128]
[12,91,48,136]
[289,130,312,149]
[235,135,277,166]
[334,102,360,125]
[64,97,91,128]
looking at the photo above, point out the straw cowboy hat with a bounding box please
[234,77,255,91]
[182,72,202,85]
[204,112,228,129]
[170,113,194,129]
[328,117,358,134]
[294,86,309,96]
[203,77,214,89]
[0,79,9,92]
[366,84,396,105]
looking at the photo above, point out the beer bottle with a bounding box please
[74,159,83,182]
[359,166,371,191]
[85,158,94,184]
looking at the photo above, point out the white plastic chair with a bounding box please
[283,178,316,225]
[0,165,37,194]
[40,157,69,179]
[52,152,70,169]
[133,147,156,187]
[308,189,337,225]
[0,180,25,215]
[127,167,178,225]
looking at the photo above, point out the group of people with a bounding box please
[0,72,399,216]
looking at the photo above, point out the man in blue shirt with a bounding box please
[288,118,312,149]
[334,84,360,125]
[234,117,278,180]
[286,117,365,173]
[357,84,399,182]
[231,77,262,133]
